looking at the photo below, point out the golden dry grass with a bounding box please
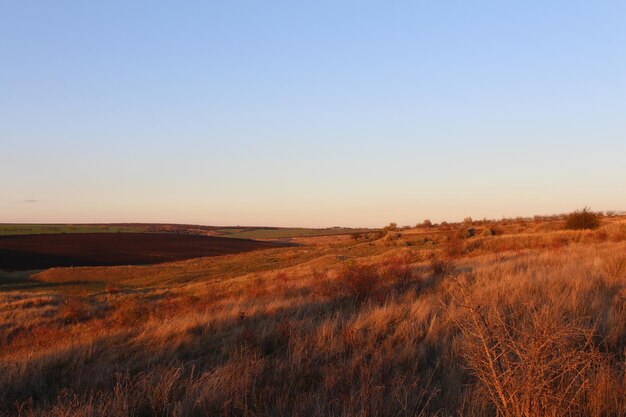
[1,216,626,416]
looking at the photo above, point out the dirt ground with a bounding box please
[0,233,287,270]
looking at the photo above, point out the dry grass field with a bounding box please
[1,213,626,416]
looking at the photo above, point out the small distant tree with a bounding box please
[464,217,473,225]
[564,207,600,230]
[422,219,433,228]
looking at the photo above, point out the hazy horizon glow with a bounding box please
[2,1,626,228]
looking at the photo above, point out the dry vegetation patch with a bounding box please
[1,216,626,416]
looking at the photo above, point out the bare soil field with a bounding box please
[0,233,287,270]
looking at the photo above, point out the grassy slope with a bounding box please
[1,216,625,416]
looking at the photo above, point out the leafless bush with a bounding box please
[565,208,600,230]
[454,300,613,417]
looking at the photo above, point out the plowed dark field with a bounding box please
[0,233,287,270]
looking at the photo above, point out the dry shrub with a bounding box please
[340,262,380,301]
[383,222,397,232]
[455,303,616,417]
[565,208,600,230]
[377,222,398,238]
[430,256,455,277]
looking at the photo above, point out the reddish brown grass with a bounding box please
[1,215,626,416]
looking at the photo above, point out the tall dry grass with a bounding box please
[1,227,625,416]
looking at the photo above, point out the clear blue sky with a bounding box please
[2,1,625,227]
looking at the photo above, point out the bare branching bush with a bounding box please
[453,300,613,417]
[565,208,600,230]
